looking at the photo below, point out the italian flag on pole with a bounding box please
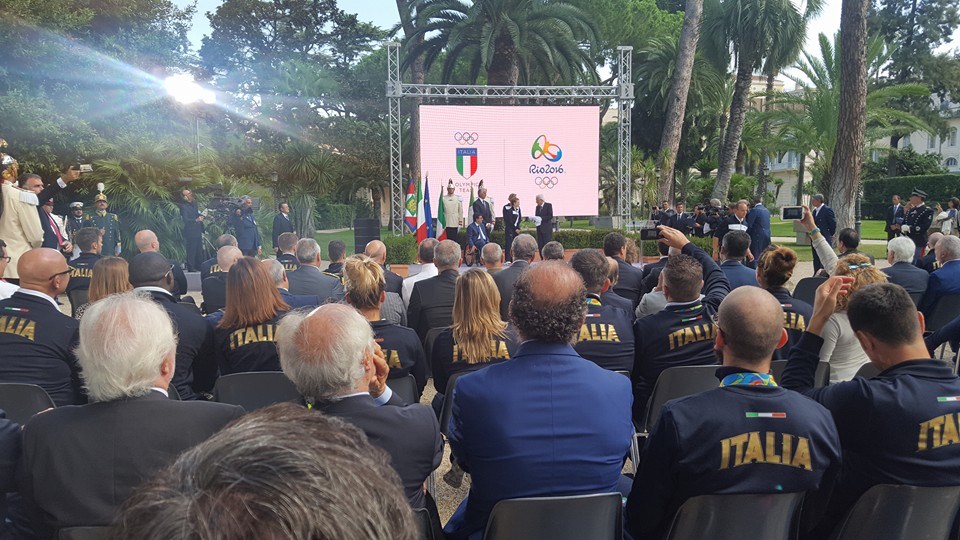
[436,188,447,240]
[415,178,427,242]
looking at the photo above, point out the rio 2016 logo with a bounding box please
[531,135,563,162]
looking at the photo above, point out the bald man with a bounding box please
[0,248,84,405]
[201,246,241,314]
[135,229,188,297]
[445,262,633,539]
[364,240,403,294]
[626,287,841,539]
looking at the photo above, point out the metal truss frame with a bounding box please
[386,42,634,232]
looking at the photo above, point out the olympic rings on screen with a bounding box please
[454,132,479,145]
[535,177,559,189]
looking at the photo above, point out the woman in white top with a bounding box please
[935,197,960,236]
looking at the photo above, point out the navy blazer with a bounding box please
[919,260,960,315]
[746,204,772,258]
[271,213,294,249]
[466,222,489,249]
[612,257,645,308]
[231,210,261,251]
[493,260,530,321]
[278,288,321,309]
[813,205,837,241]
[445,341,633,540]
[720,260,759,290]
[882,261,930,296]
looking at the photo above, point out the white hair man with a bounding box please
[881,236,929,297]
[19,292,243,536]
[278,303,442,509]
[919,235,960,316]
[261,258,321,309]
[286,238,344,303]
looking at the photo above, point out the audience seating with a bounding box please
[387,374,420,405]
[641,365,719,435]
[177,300,202,315]
[439,373,463,439]
[854,362,881,379]
[770,360,831,387]
[926,294,960,358]
[482,493,622,540]
[58,527,110,540]
[414,497,446,540]
[67,288,88,319]
[793,277,827,307]
[830,484,960,540]
[909,292,923,306]
[664,492,805,540]
[0,383,55,425]
[212,372,301,411]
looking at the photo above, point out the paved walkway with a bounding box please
[772,236,887,246]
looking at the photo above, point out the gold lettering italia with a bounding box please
[783,312,806,331]
[452,340,510,361]
[577,323,621,343]
[918,413,960,452]
[0,316,36,341]
[667,323,717,350]
[69,268,93,279]
[229,324,278,350]
[718,431,813,470]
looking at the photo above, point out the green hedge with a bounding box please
[863,174,960,219]
[383,230,715,264]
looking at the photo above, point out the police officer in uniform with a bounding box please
[64,202,85,242]
[627,287,841,539]
[86,191,121,256]
[67,227,102,295]
[441,180,464,244]
[782,279,960,536]
[502,193,521,262]
[569,249,635,374]
[902,188,935,261]
[632,225,731,423]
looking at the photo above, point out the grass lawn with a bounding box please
[775,242,888,262]
[770,217,887,240]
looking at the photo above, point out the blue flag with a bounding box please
[423,176,434,239]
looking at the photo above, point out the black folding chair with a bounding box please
[909,292,923,306]
[792,277,827,307]
[58,527,110,540]
[0,383,55,425]
[387,374,420,405]
[925,294,960,358]
[641,365,719,435]
[770,360,831,387]
[830,484,960,540]
[439,373,463,439]
[482,493,622,540]
[67,288,88,319]
[212,372,301,411]
[853,362,881,379]
[665,492,805,540]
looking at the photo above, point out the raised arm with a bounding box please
[799,205,838,273]
[658,225,730,310]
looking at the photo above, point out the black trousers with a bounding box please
[445,227,459,244]
[504,232,517,262]
[185,233,204,272]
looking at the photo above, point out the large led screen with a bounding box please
[419,105,600,217]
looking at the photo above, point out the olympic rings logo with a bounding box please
[531,135,563,162]
[454,132,479,145]
[535,177,559,189]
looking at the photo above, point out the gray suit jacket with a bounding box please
[493,260,530,321]
[882,261,930,296]
[287,265,344,303]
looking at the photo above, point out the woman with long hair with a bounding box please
[935,197,960,236]
[343,254,427,397]
[74,257,131,319]
[432,269,509,399]
[755,246,811,359]
[215,257,289,374]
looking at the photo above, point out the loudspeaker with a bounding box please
[353,218,380,253]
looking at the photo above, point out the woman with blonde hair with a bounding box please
[343,254,427,397]
[215,257,289,374]
[755,246,811,359]
[74,257,131,319]
[432,269,509,402]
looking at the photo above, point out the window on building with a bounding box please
[902,134,911,149]
[947,157,958,168]
[951,128,958,147]
[929,133,937,149]
[871,149,881,162]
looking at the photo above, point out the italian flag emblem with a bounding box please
[456,148,478,179]
[745,412,787,418]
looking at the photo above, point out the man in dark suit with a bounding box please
[903,188,935,260]
[501,194,522,263]
[130,252,217,399]
[66,227,101,295]
[534,194,554,253]
[666,202,693,235]
[179,189,205,272]
[262,258,320,309]
[882,236,929,297]
[230,197,261,257]
[916,232,944,273]
[493,234,537,321]
[200,234,237,279]
[201,246,241,315]
[19,292,244,538]
[407,239,461,343]
[745,197,771,265]
[471,185,495,234]
[640,242,670,296]
[445,262,633,539]
[0,248,83,406]
[836,227,875,264]
[719,231,759,290]
[885,194,905,240]
[810,194,837,273]
[601,256,635,317]
[287,239,344,303]
[365,240,402,294]
[134,229,188,297]
[604,232,644,309]
[324,239,346,278]
[465,213,489,266]
[277,304,442,509]
[271,202,295,255]
[919,235,960,316]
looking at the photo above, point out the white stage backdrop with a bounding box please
[419,105,600,217]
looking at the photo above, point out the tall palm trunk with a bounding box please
[755,72,775,200]
[656,0,704,204]
[827,0,869,231]
[796,157,806,205]
[487,33,520,86]
[712,57,756,202]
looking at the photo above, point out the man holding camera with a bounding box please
[231,197,261,257]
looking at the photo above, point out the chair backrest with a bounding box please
[212,372,301,411]
[439,372,463,438]
[665,492,804,540]
[909,292,923,306]
[770,361,831,388]
[0,383,55,425]
[58,526,110,540]
[482,493,622,540]
[854,362,881,379]
[67,288,88,318]
[178,301,202,315]
[830,484,960,540]
[387,374,419,405]
[926,294,960,333]
[642,366,719,433]
[200,276,226,314]
[793,277,827,307]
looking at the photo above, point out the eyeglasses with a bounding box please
[154,264,174,282]
[47,269,71,280]
[0,256,10,264]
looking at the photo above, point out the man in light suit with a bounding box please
[882,236,929,297]
[445,262,633,540]
[271,202,295,255]
[466,213,489,266]
[745,197,771,266]
[885,194,905,240]
[534,194,553,254]
[262,258,320,309]
[287,238,344,303]
[810,194,836,273]
[407,240,461,343]
[919,235,960,316]
[19,293,244,537]
[492,234,537,321]
[278,303,442,509]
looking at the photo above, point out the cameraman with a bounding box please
[230,197,261,257]
[703,198,723,237]
[179,189,205,271]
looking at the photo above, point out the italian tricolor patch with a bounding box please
[937,397,960,402]
[745,412,787,418]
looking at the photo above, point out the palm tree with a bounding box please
[403,0,599,86]
[277,141,339,239]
